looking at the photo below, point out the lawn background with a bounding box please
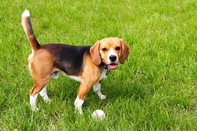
[0,0,197,130]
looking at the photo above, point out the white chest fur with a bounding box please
[99,69,108,81]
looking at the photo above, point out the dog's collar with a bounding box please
[105,68,110,76]
[101,62,110,76]
[100,62,108,69]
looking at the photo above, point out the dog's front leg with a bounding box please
[74,81,92,114]
[93,82,106,100]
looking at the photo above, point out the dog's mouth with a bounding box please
[108,63,118,70]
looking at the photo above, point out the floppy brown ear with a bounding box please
[119,39,130,64]
[90,41,101,65]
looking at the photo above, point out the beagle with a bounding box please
[21,10,130,114]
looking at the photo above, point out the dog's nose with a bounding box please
[109,55,117,62]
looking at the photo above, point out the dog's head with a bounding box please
[90,37,130,70]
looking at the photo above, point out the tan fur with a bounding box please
[77,54,103,99]
[28,50,57,96]
[90,41,101,65]
[119,39,130,64]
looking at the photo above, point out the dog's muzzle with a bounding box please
[108,55,118,70]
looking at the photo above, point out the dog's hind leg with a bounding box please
[30,93,38,111]
[28,51,54,110]
[29,76,50,111]
[39,86,51,103]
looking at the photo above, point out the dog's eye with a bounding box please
[102,48,107,52]
[115,47,120,51]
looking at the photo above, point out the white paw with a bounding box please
[74,97,84,115]
[99,95,106,100]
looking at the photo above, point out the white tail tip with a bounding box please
[22,9,30,17]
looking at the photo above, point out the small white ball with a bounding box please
[92,109,105,120]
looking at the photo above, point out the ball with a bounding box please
[92,109,105,120]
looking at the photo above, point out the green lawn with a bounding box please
[1,0,197,130]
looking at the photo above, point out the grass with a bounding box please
[0,0,197,130]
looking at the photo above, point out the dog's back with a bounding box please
[41,44,91,75]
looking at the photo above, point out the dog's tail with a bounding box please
[21,10,40,52]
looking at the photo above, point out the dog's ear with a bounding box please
[90,41,101,65]
[119,39,130,64]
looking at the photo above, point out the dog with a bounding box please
[21,10,130,114]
